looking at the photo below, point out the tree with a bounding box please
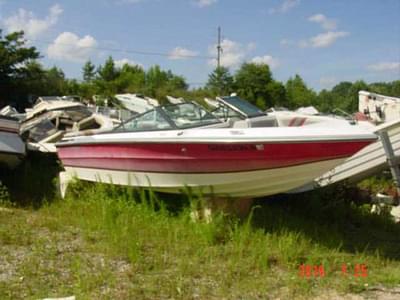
[98,56,118,81]
[115,63,146,93]
[234,63,274,108]
[0,30,40,107]
[206,66,234,95]
[348,80,368,112]
[315,89,336,112]
[285,74,316,109]
[145,65,186,98]
[145,65,168,94]
[82,60,96,82]
[44,66,67,96]
[266,80,287,108]
[165,70,188,91]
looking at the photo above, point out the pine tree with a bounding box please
[82,60,96,82]
[206,66,234,95]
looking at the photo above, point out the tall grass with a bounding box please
[1,154,400,298]
[25,180,399,298]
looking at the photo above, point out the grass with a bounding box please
[0,157,400,299]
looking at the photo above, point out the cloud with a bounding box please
[308,14,337,30]
[251,55,280,69]
[3,4,63,39]
[208,39,253,68]
[115,58,143,68]
[47,32,98,62]
[269,0,300,14]
[367,62,400,72]
[168,47,198,60]
[301,31,349,48]
[194,0,217,7]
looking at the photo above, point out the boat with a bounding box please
[115,94,159,114]
[166,95,185,104]
[0,115,26,168]
[20,96,115,153]
[359,90,400,124]
[313,119,400,187]
[293,92,400,192]
[207,94,373,129]
[56,102,376,198]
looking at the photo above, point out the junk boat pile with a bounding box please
[15,96,115,153]
[56,101,376,198]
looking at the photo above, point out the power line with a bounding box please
[29,38,216,60]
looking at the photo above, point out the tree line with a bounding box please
[1,30,399,112]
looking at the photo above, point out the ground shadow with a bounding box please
[0,152,61,208]
[251,185,400,261]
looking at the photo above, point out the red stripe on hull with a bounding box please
[57,141,371,173]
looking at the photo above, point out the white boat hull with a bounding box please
[63,158,345,198]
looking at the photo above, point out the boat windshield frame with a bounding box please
[218,96,266,118]
[114,102,222,132]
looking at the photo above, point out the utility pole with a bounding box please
[217,26,222,69]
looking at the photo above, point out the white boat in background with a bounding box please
[166,95,185,104]
[359,90,400,124]
[56,102,376,198]
[312,119,400,187]
[21,96,115,153]
[115,94,159,114]
[292,91,400,192]
[0,116,25,168]
[24,96,83,120]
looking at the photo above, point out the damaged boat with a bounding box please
[0,115,25,168]
[20,96,115,153]
[115,94,159,114]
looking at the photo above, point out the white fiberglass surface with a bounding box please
[60,124,376,145]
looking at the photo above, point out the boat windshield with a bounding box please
[115,102,221,132]
[161,103,220,129]
[220,96,265,118]
[212,105,243,121]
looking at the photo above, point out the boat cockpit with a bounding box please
[115,102,230,132]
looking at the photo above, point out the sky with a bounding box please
[0,0,399,91]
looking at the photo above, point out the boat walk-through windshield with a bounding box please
[115,102,221,132]
[220,96,265,118]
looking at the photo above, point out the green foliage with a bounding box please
[115,63,146,93]
[206,66,234,95]
[0,181,10,206]
[0,30,40,108]
[315,80,368,113]
[0,30,40,81]
[266,80,287,107]
[82,60,96,82]
[97,56,118,82]
[234,62,273,108]
[285,74,317,109]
